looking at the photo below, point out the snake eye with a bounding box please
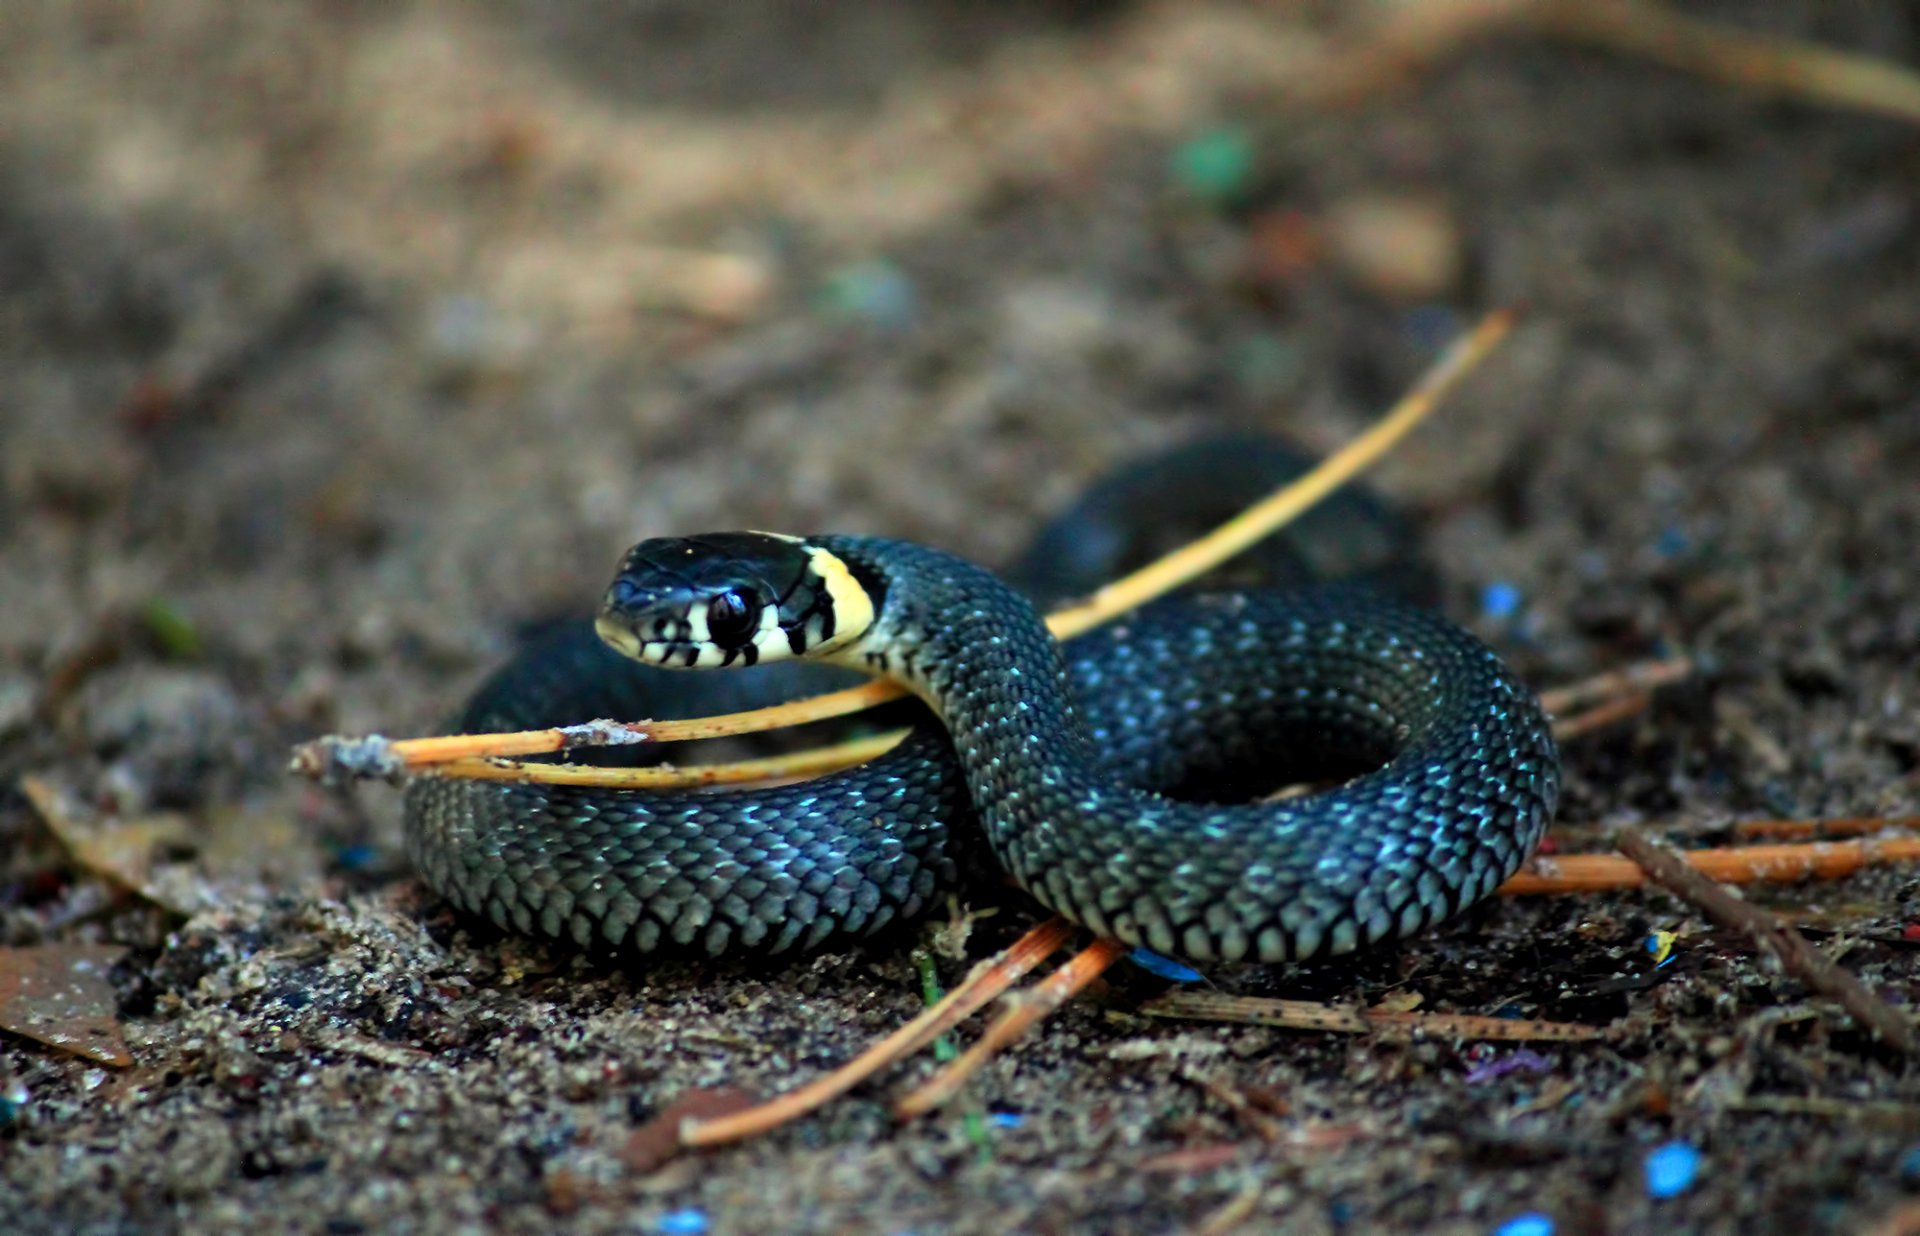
[705,589,758,648]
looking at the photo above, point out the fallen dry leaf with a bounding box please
[0,944,132,1067]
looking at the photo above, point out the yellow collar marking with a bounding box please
[803,544,875,657]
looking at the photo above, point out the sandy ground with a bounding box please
[3,2,1920,1232]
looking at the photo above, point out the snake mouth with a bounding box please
[594,609,777,669]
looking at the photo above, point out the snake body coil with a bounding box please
[405,526,1559,965]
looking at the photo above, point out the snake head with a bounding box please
[595,532,874,669]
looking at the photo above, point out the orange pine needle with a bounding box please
[678,918,1075,1148]
[1502,836,1920,895]
[895,937,1130,1118]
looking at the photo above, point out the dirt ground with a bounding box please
[4,2,1920,1232]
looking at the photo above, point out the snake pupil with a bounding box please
[706,589,757,648]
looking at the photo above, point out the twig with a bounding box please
[1726,1095,1920,1127]
[895,938,1130,1117]
[1182,1072,1284,1144]
[1536,0,1920,126]
[1548,692,1652,741]
[1297,0,1920,128]
[1190,1182,1265,1236]
[1533,654,1694,740]
[1536,655,1692,716]
[1614,827,1920,1054]
[1139,991,1613,1042]
[1501,835,1920,894]
[678,918,1074,1147]
[1290,0,1538,105]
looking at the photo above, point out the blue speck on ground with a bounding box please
[334,843,379,871]
[1645,1140,1703,1199]
[657,1207,710,1235]
[1493,1212,1555,1236]
[1480,581,1523,622]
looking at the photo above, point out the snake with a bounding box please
[403,442,1560,966]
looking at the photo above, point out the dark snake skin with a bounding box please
[404,524,1560,965]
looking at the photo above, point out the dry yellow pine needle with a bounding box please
[350,306,1516,791]
[437,730,907,789]
[1044,306,1515,641]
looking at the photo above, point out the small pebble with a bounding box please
[1644,1140,1702,1199]
[1323,194,1464,301]
[1654,526,1691,558]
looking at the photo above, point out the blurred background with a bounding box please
[2,2,1919,1232]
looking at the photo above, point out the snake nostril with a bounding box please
[607,577,647,611]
